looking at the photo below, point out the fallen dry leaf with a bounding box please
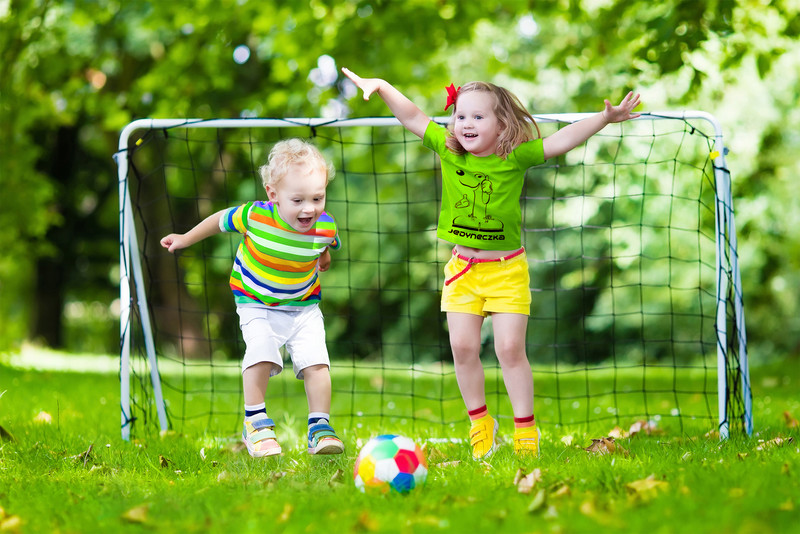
[278,503,293,523]
[159,455,172,468]
[629,419,663,437]
[425,447,448,464]
[756,436,795,451]
[0,424,14,442]
[783,411,799,428]
[551,484,571,498]
[0,515,22,531]
[514,468,542,494]
[579,498,597,516]
[585,437,629,457]
[70,444,94,467]
[33,411,52,424]
[121,504,149,524]
[527,489,547,513]
[626,475,669,501]
[607,426,628,439]
[355,510,380,532]
[329,469,344,485]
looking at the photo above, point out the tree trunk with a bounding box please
[30,126,77,348]
[32,256,65,346]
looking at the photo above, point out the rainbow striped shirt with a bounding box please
[218,201,340,307]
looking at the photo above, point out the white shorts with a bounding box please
[237,304,330,379]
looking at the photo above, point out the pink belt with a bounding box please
[444,247,525,286]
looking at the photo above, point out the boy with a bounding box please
[161,138,344,457]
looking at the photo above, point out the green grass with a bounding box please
[1,350,799,533]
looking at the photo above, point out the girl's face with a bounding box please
[452,91,502,157]
[266,162,327,233]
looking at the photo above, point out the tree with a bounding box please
[2,0,799,359]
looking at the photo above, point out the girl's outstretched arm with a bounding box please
[342,68,430,139]
[161,209,225,253]
[542,91,641,160]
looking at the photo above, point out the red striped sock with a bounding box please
[468,405,489,421]
[514,414,536,429]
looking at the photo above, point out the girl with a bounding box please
[342,67,640,459]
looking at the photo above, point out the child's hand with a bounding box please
[341,67,382,101]
[161,234,188,253]
[602,91,642,123]
[318,248,332,272]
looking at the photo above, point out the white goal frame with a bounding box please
[115,113,752,440]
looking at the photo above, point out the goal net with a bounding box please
[115,113,752,442]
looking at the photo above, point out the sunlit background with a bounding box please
[1,1,799,365]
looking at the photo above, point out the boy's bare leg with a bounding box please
[302,364,332,413]
[242,361,274,405]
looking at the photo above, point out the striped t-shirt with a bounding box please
[218,201,341,307]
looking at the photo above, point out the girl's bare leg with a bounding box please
[447,311,487,410]
[491,312,533,418]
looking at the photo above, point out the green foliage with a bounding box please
[2,0,800,360]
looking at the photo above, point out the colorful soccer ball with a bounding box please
[353,434,428,493]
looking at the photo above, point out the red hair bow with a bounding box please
[444,83,460,111]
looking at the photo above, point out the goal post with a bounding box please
[115,113,752,441]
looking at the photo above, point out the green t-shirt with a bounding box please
[423,122,545,250]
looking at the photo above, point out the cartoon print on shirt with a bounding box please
[451,169,503,232]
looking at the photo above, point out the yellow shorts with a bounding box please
[441,249,531,317]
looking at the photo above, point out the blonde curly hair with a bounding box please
[259,138,335,190]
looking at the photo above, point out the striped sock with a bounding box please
[308,412,330,426]
[468,405,489,421]
[244,402,267,420]
[514,414,536,429]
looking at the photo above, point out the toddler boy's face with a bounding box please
[267,162,328,233]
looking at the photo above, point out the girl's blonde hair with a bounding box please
[259,138,335,190]
[445,81,542,159]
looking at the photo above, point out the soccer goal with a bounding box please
[115,113,752,441]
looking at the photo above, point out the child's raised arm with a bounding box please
[542,91,641,160]
[341,68,430,139]
[161,209,225,253]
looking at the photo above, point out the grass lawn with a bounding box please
[1,349,798,533]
